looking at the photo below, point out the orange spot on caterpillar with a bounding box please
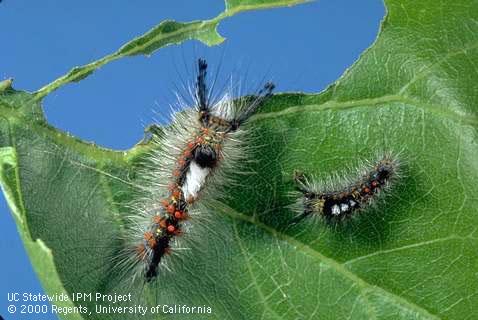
[136,244,147,260]
[161,199,169,207]
[143,232,157,248]
[159,219,167,229]
[184,149,192,157]
[364,187,371,194]
[173,169,180,177]
[172,189,181,199]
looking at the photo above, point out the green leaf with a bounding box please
[0,147,84,320]
[224,0,311,12]
[1,0,477,320]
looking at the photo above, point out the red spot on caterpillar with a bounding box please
[174,210,185,220]
[371,181,378,188]
[167,225,176,234]
[167,204,175,214]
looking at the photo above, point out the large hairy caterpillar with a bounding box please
[119,59,275,282]
[292,153,401,224]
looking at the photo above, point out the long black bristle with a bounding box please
[196,58,209,111]
[232,81,275,129]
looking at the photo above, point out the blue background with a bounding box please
[0,0,384,319]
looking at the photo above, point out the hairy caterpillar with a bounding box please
[292,153,400,223]
[119,59,275,282]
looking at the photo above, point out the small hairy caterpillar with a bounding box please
[120,59,275,282]
[292,153,400,223]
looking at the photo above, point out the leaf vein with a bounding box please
[218,201,441,320]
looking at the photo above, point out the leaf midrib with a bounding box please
[3,88,476,174]
[251,94,478,126]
